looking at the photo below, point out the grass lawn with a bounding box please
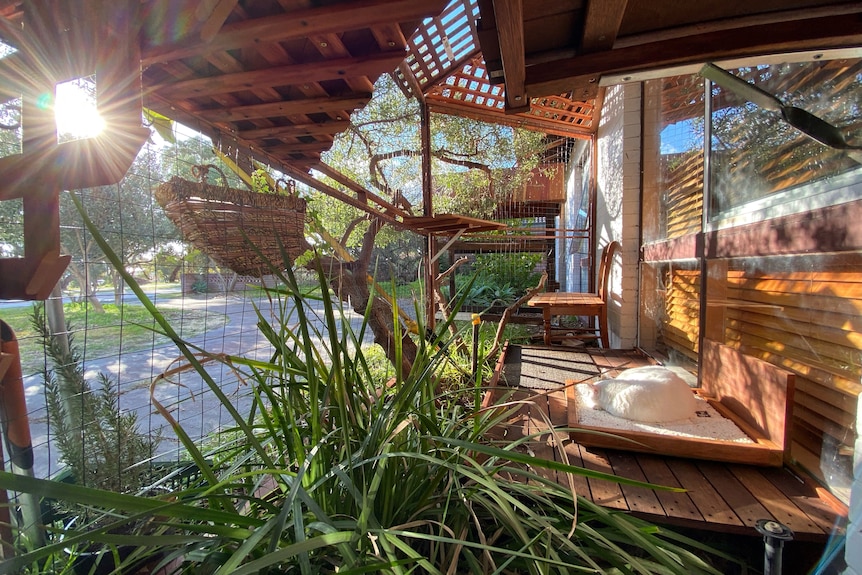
[1,301,228,376]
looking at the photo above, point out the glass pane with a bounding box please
[639,260,700,368]
[643,74,704,243]
[709,59,862,219]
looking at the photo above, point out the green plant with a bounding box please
[0,194,741,574]
[32,302,160,496]
[457,252,543,308]
[191,277,208,294]
[463,280,517,307]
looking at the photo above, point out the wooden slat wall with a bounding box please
[661,150,703,240]
[722,253,862,482]
[658,266,700,362]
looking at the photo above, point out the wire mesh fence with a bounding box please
[0,112,591,495]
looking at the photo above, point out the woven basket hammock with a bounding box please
[155,167,310,277]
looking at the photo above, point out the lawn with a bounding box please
[1,300,228,376]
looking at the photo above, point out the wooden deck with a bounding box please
[487,347,847,542]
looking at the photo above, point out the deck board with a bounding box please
[606,451,666,515]
[670,459,742,526]
[636,454,703,522]
[487,346,847,541]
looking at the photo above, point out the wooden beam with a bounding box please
[476,0,504,84]
[197,93,372,123]
[525,13,862,99]
[238,120,351,140]
[428,99,593,138]
[614,2,862,49]
[277,162,402,226]
[263,140,335,155]
[315,162,412,219]
[142,0,448,65]
[152,52,406,99]
[197,0,239,43]
[580,0,627,52]
[490,0,528,112]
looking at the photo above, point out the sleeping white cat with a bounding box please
[588,366,698,423]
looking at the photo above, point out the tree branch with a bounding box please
[433,256,469,347]
[486,271,547,359]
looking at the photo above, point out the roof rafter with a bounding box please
[489,0,527,111]
[526,13,862,100]
[580,0,627,52]
[197,94,372,123]
[142,0,440,65]
[151,52,406,99]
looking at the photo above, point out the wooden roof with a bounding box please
[476,0,862,107]
[0,0,449,171]
[0,0,859,175]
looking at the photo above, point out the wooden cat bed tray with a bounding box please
[566,340,795,467]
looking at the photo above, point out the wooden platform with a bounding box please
[486,348,847,542]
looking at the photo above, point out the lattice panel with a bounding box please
[426,55,595,134]
[428,57,505,109]
[393,0,480,97]
[527,95,594,130]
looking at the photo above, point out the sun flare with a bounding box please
[54,77,105,142]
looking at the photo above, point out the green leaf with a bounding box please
[143,107,175,144]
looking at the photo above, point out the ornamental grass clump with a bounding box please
[0,193,739,574]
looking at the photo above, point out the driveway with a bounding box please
[23,290,376,480]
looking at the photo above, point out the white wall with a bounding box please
[595,83,640,349]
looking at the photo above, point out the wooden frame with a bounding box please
[566,340,795,467]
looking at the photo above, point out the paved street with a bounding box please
[20,290,376,479]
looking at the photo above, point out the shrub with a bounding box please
[32,302,160,495]
[0,195,739,574]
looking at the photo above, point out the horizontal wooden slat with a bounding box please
[197,94,373,123]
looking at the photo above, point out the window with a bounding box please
[708,59,862,222]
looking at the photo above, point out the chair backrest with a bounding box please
[597,241,620,302]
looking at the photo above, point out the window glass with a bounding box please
[643,75,704,243]
[709,59,862,219]
[639,260,700,368]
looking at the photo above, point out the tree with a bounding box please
[0,97,23,256]
[60,143,180,309]
[305,75,548,375]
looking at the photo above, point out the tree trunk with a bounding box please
[112,270,124,306]
[65,259,104,313]
[311,219,417,378]
[168,262,183,283]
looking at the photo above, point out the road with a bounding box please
[0,285,183,309]
[21,289,377,480]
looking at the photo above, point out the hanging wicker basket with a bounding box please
[155,165,310,277]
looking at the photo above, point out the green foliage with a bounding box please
[31,303,160,495]
[191,277,208,294]
[457,252,543,307]
[0,200,743,575]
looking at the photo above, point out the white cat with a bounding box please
[588,366,698,423]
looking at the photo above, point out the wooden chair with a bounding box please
[528,240,620,347]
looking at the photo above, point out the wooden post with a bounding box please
[420,100,435,330]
